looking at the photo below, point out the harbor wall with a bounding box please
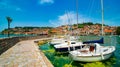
[0,35,50,55]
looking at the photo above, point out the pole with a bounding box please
[101,0,104,36]
[76,0,79,36]
[76,0,79,25]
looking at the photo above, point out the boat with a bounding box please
[83,37,104,44]
[50,35,78,45]
[54,37,103,52]
[50,10,79,46]
[50,37,66,45]
[69,0,116,62]
[54,40,84,52]
[69,42,115,62]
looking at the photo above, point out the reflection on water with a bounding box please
[39,36,120,67]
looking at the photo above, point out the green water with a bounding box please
[39,36,120,67]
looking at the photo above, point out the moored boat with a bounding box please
[50,35,78,46]
[54,40,84,52]
[69,43,115,62]
[69,0,116,62]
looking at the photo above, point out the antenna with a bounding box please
[101,0,104,36]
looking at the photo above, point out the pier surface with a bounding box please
[0,39,53,67]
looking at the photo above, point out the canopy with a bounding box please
[83,37,104,44]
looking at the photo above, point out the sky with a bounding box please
[0,0,120,31]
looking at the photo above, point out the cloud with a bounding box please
[39,0,54,5]
[16,7,22,11]
[0,0,22,11]
[49,11,92,27]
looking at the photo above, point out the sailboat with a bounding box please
[69,39,115,62]
[54,40,84,52]
[50,35,67,45]
[69,0,116,62]
[50,11,78,46]
[53,13,83,52]
[50,35,77,45]
[53,8,85,52]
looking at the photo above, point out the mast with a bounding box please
[66,11,71,52]
[66,11,70,31]
[76,0,79,27]
[76,0,79,36]
[101,0,104,36]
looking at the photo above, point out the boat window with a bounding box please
[65,41,67,42]
[104,49,108,52]
[82,45,85,48]
[71,42,76,44]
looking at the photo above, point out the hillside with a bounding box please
[1,22,119,35]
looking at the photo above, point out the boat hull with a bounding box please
[54,46,82,52]
[69,52,113,62]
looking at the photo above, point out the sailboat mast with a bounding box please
[66,11,70,31]
[76,0,79,28]
[101,0,104,36]
[66,11,71,36]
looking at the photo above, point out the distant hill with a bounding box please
[0,22,119,35]
[73,22,108,28]
[1,26,53,34]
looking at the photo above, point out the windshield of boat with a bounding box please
[71,42,76,44]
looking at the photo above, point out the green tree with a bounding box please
[116,26,120,35]
[78,24,84,28]
[6,16,12,37]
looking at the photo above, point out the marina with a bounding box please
[0,35,119,67]
[39,35,120,67]
[0,0,120,67]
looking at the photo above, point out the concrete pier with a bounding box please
[0,39,53,67]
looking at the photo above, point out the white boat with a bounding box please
[54,40,84,52]
[50,38,66,45]
[69,43,115,62]
[50,35,78,45]
[69,0,116,62]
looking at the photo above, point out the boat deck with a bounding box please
[71,46,115,56]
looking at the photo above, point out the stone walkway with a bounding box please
[0,39,53,67]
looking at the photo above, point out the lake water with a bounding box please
[39,35,120,67]
[0,34,36,39]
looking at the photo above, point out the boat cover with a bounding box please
[83,37,104,44]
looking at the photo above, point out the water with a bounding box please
[39,36,120,67]
[0,34,36,39]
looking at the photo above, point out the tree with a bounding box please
[116,26,120,35]
[6,16,12,37]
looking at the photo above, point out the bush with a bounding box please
[116,26,120,35]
